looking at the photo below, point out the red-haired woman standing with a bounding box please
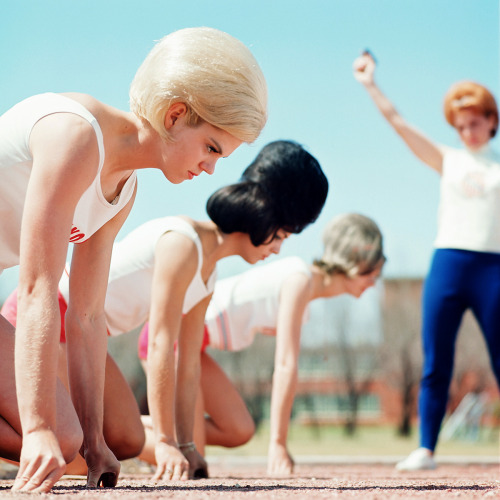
[354,52,500,470]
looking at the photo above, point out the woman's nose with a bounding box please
[200,158,217,175]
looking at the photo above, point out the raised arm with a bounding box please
[12,113,103,493]
[65,187,136,488]
[147,232,198,481]
[175,295,212,478]
[353,51,444,173]
[268,272,312,476]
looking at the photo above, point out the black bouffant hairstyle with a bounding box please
[206,140,329,246]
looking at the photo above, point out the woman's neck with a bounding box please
[466,142,491,155]
[309,264,348,300]
[110,114,164,172]
[196,222,237,269]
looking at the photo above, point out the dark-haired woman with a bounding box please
[132,141,327,481]
[2,140,328,480]
[140,213,385,477]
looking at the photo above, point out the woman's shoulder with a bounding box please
[256,256,310,279]
[118,216,197,249]
[59,93,104,113]
[280,255,310,273]
[440,144,461,157]
[2,93,101,131]
[153,216,199,241]
[59,93,126,128]
[443,144,500,164]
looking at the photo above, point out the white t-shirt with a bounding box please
[435,145,500,252]
[0,93,137,271]
[205,256,311,352]
[60,216,216,336]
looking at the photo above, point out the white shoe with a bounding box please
[396,448,437,471]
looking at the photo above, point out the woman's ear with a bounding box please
[164,102,188,130]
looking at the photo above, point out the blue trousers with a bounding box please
[419,248,500,451]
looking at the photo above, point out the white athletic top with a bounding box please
[0,93,137,271]
[435,145,500,252]
[60,216,217,336]
[205,256,311,352]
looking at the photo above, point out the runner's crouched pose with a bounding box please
[140,212,385,476]
[0,27,267,492]
[3,140,328,480]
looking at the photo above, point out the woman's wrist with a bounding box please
[82,432,108,453]
[154,432,177,447]
[269,435,287,447]
[178,441,197,453]
[363,79,376,90]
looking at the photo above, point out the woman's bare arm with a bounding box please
[353,52,444,173]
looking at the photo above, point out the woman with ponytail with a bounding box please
[140,212,385,477]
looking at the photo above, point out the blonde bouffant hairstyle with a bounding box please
[443,81,498,138]
[314,213,385,277]
[129,27,267,143]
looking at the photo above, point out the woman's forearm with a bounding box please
[65,312,108,447]
[175,362,201,444]
[15,289,61,434]
[147,346,177,445]
[269,365,298,446]
[358,71,443,170]
[362,81,406,131]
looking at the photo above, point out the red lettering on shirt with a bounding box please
[69,226,86,243]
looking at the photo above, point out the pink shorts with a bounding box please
[1,288,110,342]
[138,321,210,360]
[1,288,69,342]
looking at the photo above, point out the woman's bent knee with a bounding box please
[239,418,255,446]
[107,424,145,460]
[59,425,83,464]
[227,417,255,447]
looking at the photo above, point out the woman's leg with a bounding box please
[138,350,255,464]
[0,314,82,464]
[101,353,145,459]
[59,343,145,474]
[419,250,467,452]
[200,352,255,448]
[138,415,156,465]
[468,253,500,388]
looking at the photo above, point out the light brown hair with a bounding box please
[314,213,385,277]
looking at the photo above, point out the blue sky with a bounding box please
[1,0,498,301]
